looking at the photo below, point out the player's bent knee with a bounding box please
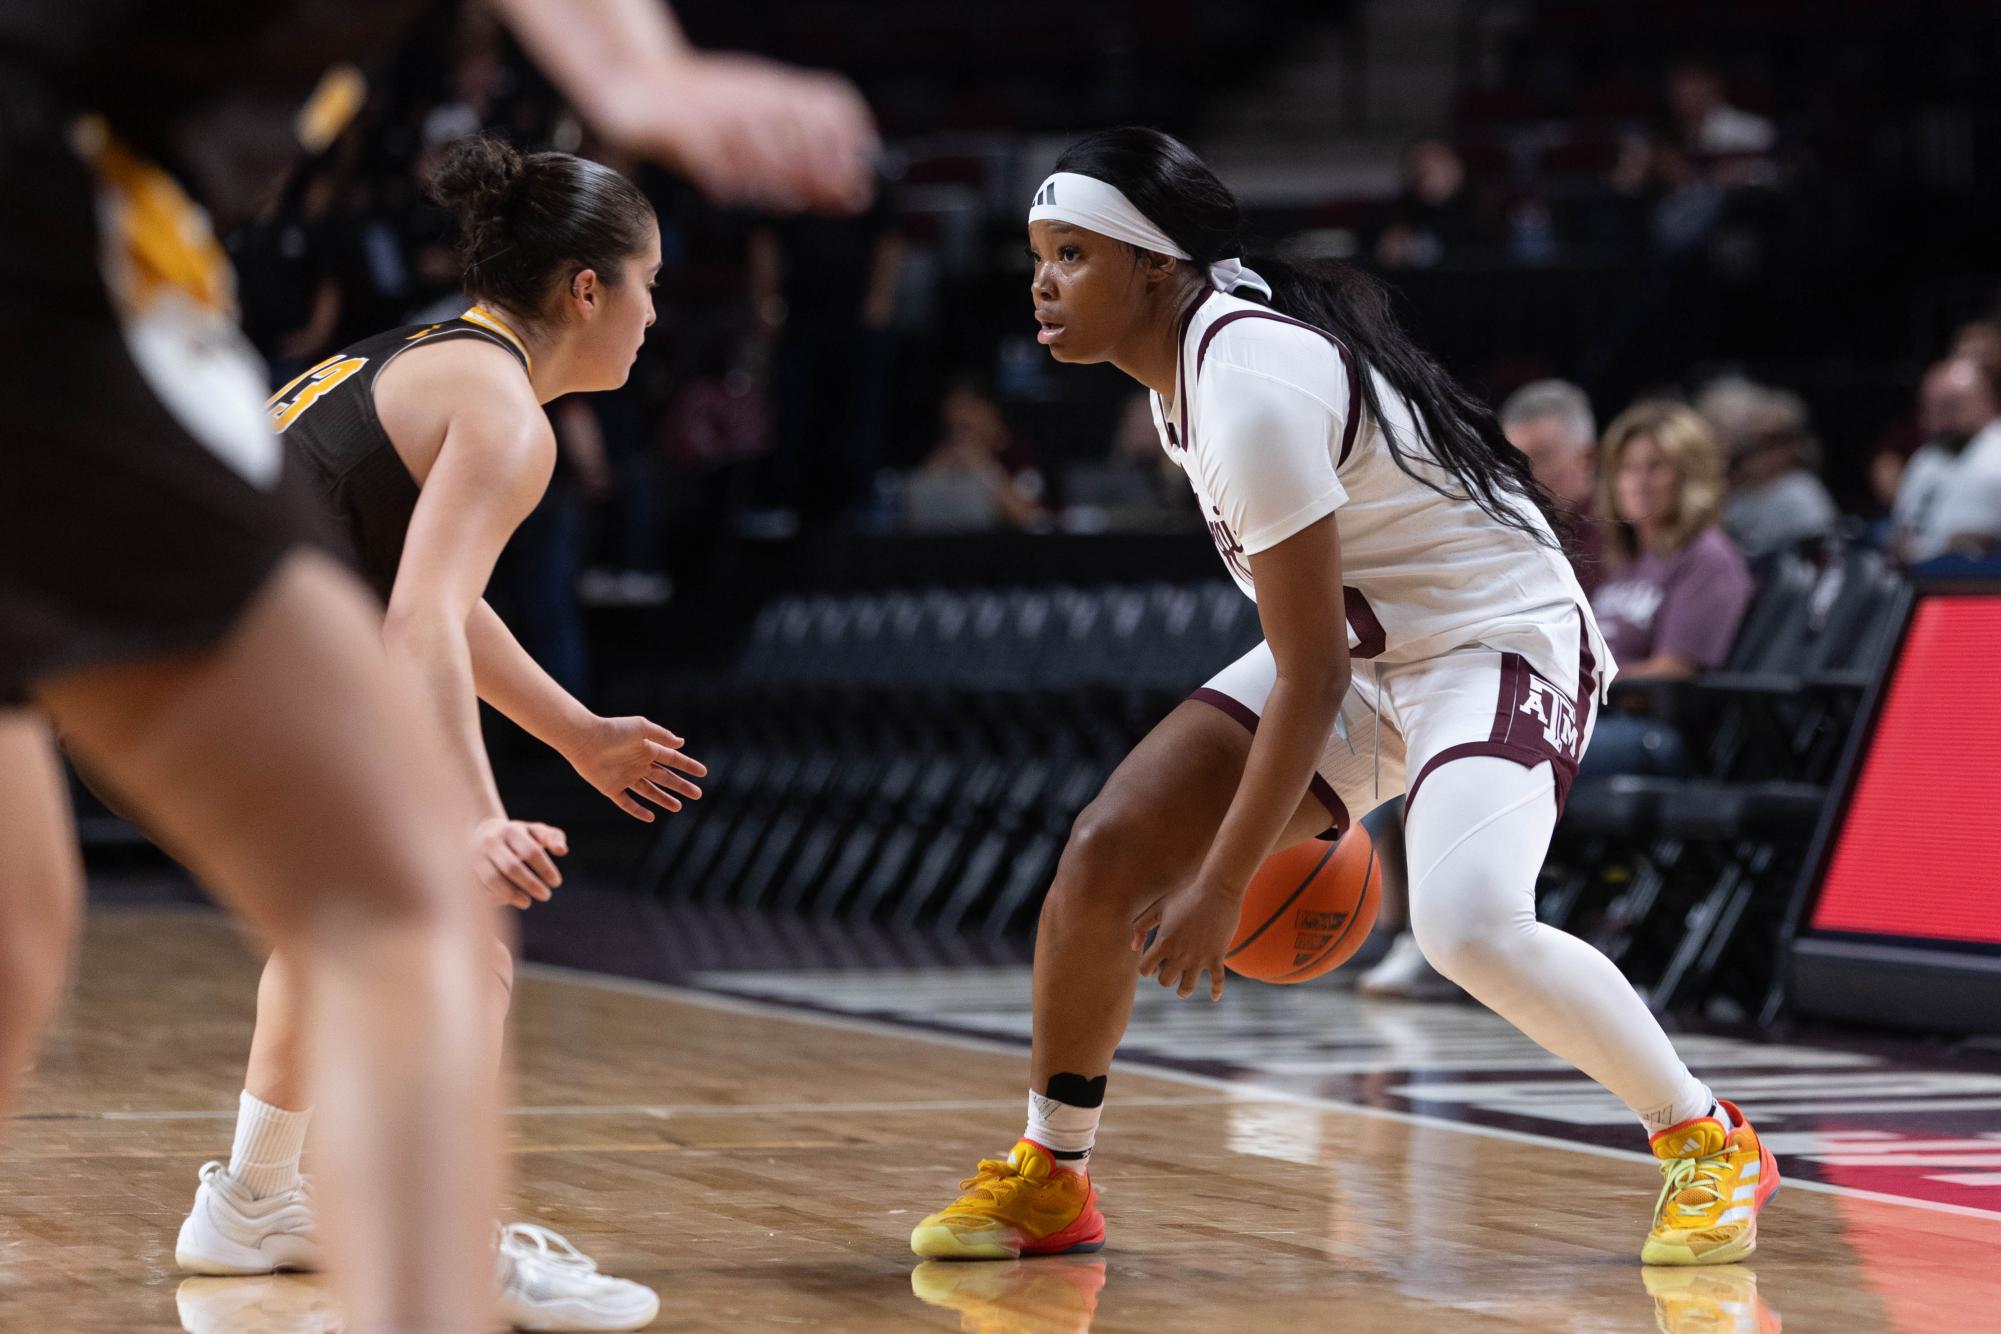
[269,860,470,953]
[1409,899,1534,988]
[1049,799,1155,911]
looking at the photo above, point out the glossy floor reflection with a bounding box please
[5,910,2000,1331]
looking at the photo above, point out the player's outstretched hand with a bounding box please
[1133,879,1241,1003]
[473,817,568,910]
[606,52,879,214]
[565,715,706,822]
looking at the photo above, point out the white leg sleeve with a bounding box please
[1403,756,1710,1126]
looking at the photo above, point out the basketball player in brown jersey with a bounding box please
[174,135,702,1331]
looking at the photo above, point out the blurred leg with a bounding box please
[38,551,498,1334]
[0,712,84,1123]
[242,948,313,1112]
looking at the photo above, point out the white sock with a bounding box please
[1638,1079,1720,1137]
[1025,1091,1101,1175]
[226,1090,311,1199]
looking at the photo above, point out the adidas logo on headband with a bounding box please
[1027,170,1272,299]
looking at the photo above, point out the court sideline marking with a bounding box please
[520,960,2001,1225]
[32,1094,1247,1123]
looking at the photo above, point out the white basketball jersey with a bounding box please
[1151,290,1614,700]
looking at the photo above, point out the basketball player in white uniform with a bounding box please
[910,128,1779,1269]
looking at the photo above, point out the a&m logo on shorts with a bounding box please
[1518,675,1580,759]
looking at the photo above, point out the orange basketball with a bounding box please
[1225,825,1380,984]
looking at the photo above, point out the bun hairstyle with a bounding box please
[1053,127,1566,549]
[427,135,655,316]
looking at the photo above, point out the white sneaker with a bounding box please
[176,1161,323,1275]
[496,1222,660,1331]
[1356,932,1460,1000]
[176,1275,342,1333]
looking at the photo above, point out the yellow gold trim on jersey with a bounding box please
[266,353,345,408]
[267,356,369,433]
[404,324,444,342]
[461,306,533,372]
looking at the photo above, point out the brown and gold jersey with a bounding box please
[270,307,533,601]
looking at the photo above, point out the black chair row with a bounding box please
[1548,543,1908,1019]
[636,551,1904,982]
[633,732,1121,936]
[735,582,1264,694]
[635,580,1260,935]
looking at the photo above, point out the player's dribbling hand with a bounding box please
[1133,879,1241,1002]
[565,714,706,822]
[607,53,879,214]
[473,817,568,910]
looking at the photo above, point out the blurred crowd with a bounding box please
[220,3,2001,702]
[1492,307,2001,786]
[1366,62,1781,274]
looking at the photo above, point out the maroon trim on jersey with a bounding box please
[1344,586,1387,660]
[1169,288,1218,453]
[1576,601,1600,709]
[1402,610,1599,820]
[1192,309,1363,464]
[1187,687,1350,835]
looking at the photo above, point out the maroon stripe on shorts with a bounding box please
[1189,686,1259,734]
[1187,687,1350,835]
[1404,630,1594,820]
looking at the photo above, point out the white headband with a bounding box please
[1028,171,1272,300]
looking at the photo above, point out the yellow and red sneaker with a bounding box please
[1643,1100,1781,1266]
[910,1140,1106,1261]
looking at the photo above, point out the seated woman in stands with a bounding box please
[1583,401,1754,777]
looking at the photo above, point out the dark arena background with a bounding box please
[10,1,2001,1330]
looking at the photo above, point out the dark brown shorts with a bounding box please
[0,98,331,704]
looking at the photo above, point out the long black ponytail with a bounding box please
[1052,127,1566,548]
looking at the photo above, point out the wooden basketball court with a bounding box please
[6,908,2000,1331]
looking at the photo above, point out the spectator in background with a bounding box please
[910,377,1046,531]
[1606,64,1778,262]
[1057,394,1193,533]
[1951,318,2001,373]
[1910,355,2001,561]
[1583,402,1754,777]
[1891,358,1995,561]
[1666,63,1776,158]
[1371,139,1482,270]
[1699,376,1838,558]
[1499,379,1604,592]
[1868,321,2001,513]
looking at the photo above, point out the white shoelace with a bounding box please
[498,1221,599,1275]
[201,1160,315,1210]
